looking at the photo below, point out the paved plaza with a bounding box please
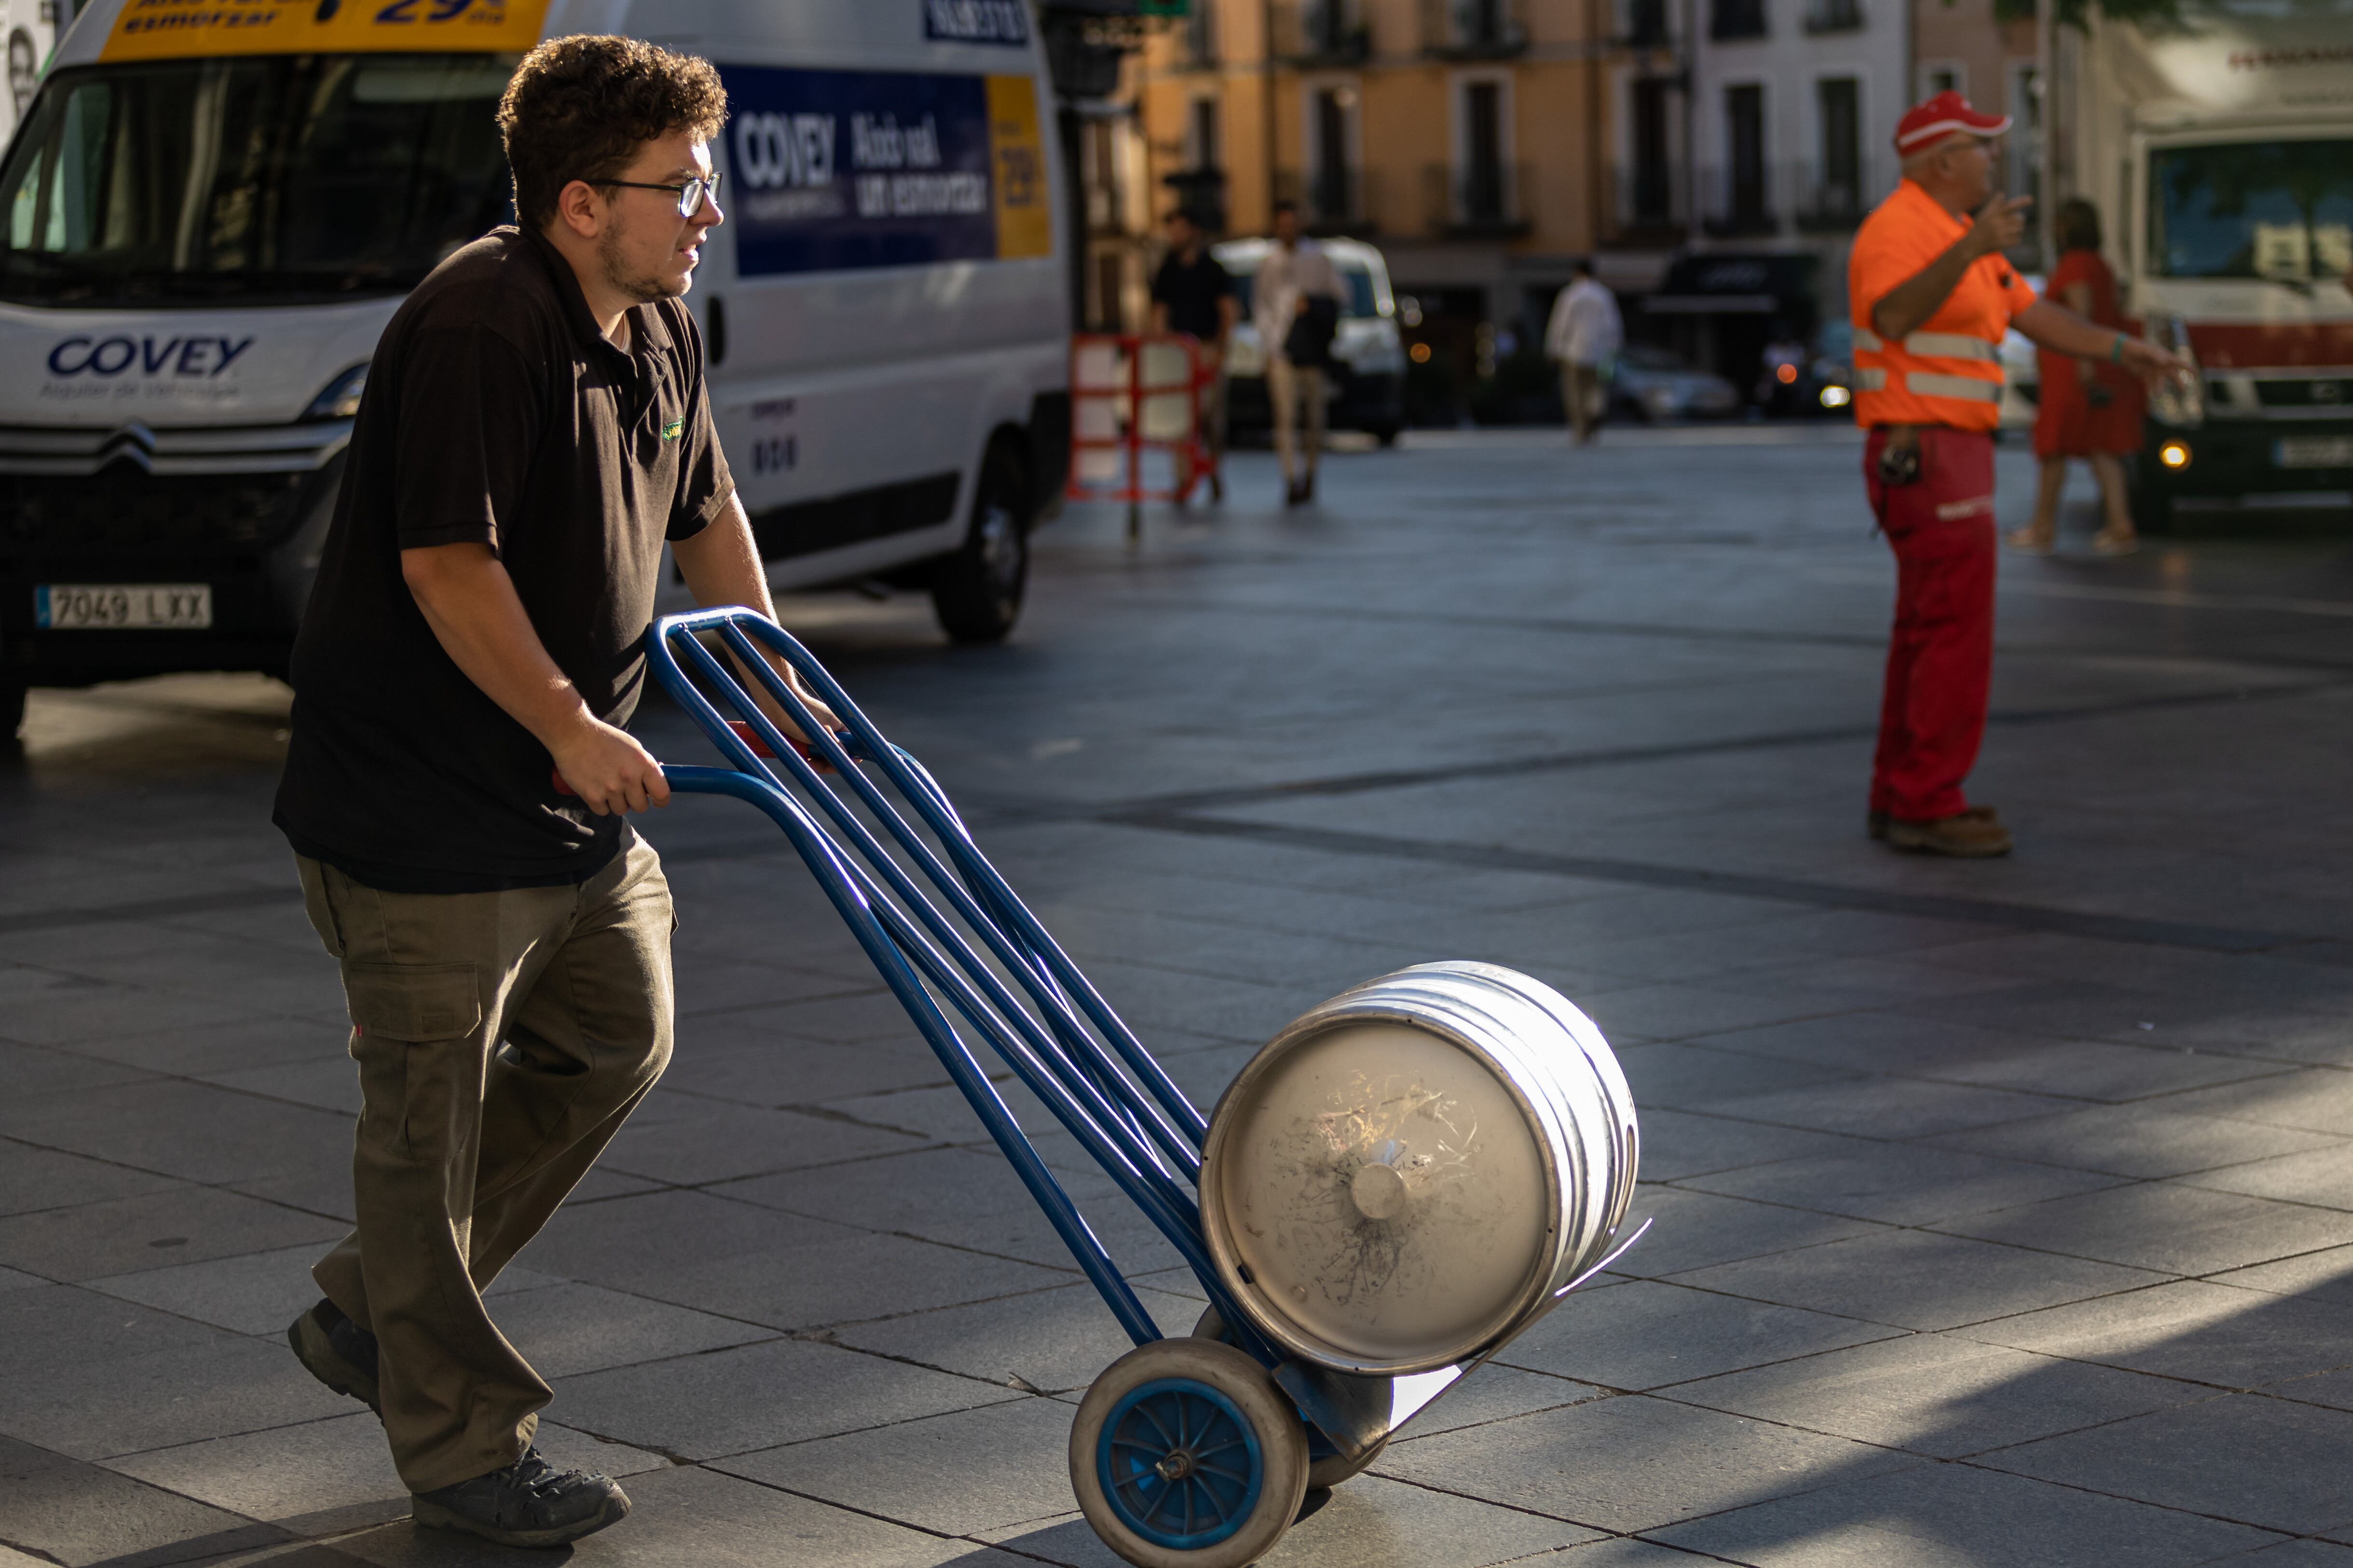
[5,425,2353,1567]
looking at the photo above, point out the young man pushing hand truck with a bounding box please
[1851,92,2185,858]
[271,37,837,1547]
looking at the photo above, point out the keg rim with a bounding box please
[1201,986,1567,1377]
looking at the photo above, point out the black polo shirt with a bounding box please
[274,225,733,893]
[1151,249,1233,342]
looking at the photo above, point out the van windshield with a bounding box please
[1224,257,1383,321]
[2,54,516,307]
[2149,139,2353,283]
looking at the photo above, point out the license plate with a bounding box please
[2276,436,2353,469]
[35,584,213,630]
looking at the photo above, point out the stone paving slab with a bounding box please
[8,436,2353,1565]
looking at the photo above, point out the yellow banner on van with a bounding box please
[985,74,1052,262]
[103,0,550,62]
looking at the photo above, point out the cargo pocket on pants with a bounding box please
[342,962,483,1157]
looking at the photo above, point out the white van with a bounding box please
[0,0,1071,732]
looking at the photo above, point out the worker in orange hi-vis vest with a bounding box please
[1851,91,2186,858]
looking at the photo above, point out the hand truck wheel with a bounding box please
[1069,1337,1311,1568]
[1190,1306,1389,1490]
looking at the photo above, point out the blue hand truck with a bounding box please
[647,608,1643,1568]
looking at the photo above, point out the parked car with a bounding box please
[1608,344,1742,422]
[1217,237,1407,444]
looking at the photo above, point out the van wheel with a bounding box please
[2,675,25,740]
[932,444,1029,644]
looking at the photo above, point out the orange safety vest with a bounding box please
[1848,179,2038,432]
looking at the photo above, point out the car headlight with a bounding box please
[1819,385,1851,409]
[303,363,370,421]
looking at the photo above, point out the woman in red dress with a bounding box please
[2008,199,2147,556]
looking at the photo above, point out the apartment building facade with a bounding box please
[1125,0,1678,359]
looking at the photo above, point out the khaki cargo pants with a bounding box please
[296,837,674,1494]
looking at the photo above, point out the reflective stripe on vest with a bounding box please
[1855,368,1888,389]
[1906,372,2001,402]
[1853,328,2000,361]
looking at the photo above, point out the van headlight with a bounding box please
[303,363,370,422]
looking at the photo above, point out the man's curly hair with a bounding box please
[497,36,728,230]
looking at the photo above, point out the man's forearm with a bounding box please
[672,494,778,619]
[671,494,839,739]
[1872,235,1984,341]
[402,543,591,750]
[2012,299,2120,360]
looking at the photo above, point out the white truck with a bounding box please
[2062,0,2353,528]
[0,0,1072,735]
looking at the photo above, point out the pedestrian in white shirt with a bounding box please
[1255,201,1345,504]
[1545,260,1623,445]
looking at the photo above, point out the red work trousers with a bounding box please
[1864,426,1997,823]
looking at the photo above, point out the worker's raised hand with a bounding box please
[2118,333,2193,388]
[551,715,670,816]
[1968,194,2033,258]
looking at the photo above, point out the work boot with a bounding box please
[1886,805,2012,858]
[411,1447,631,1548]
[287,1298,381,1414]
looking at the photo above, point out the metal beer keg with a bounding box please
[1199,962,1640,1376]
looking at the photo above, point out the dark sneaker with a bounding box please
[411,1448,630,1549]
[288,1299,381,1414]
[1886,806,2012,858]
[1867,810,1889,841]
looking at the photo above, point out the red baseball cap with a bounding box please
[1893,90,2011,155]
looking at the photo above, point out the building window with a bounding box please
[1710,0,1766,41]
[1183,0,1218,66]
[1725,83,1770,230]
[1917,61,1965,99]
[1631,76,1674,221]
[1463,80,1506,224]
[1817,76,1860,221]
[1190,95,1221,173]
[1621,0,1670,44]
[1803,0,1861,30]
[1164,96,1228,232]
[1310,85,1358,225]
[2007,60,2042,205]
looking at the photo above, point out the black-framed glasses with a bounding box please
[590,172,723,217]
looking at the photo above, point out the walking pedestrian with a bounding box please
[1851,91,2184,857]
[270,36,838,1547]
[2007,198,2146,556]
[1545,259,1622,444]
[1149,207,1238,504]
[1256,200,1343,505]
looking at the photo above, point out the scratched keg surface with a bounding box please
[7,428,2353,1567]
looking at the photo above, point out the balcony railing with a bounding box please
[1161,166,1230,234]
[1793,159,1876,230]
[1274,166,1378,234]
[1697,164,1777,237]
[1421,0,1528,56]
[1803,0,1861,30]
[1602,160,1689,244]
[1271,0,1372,63]
[1423,162,1531,235]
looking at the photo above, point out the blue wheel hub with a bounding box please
[1097,1377,1264,1549]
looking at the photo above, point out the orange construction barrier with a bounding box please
[1067,333,1219,535]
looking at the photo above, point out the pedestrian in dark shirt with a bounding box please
[273,36,837,1548]
[1149,208,1236,502]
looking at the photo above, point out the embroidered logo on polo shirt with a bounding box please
[661,418,685,440]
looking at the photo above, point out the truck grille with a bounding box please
[0,464,310,560]
[2255,377,2353,409]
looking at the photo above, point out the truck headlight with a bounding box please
[302,364,370,422]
